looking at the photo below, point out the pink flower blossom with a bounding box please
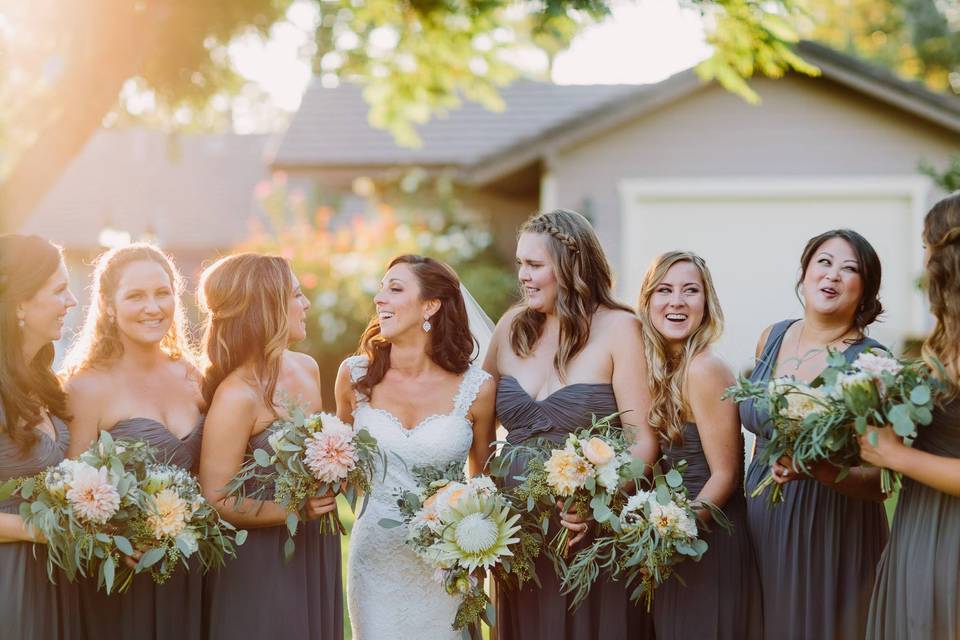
[66,465,121,525]
[303,428,357,483]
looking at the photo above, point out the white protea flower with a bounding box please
[435,493,521,572]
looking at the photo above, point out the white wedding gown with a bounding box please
[345,355,491,640]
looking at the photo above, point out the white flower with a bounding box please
[147,488,190,538]
[650,500,698,538]
[595,460,620,492]
[854,352,902,377]
[466,476,497,498]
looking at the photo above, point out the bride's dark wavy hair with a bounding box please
[355,255,473,400]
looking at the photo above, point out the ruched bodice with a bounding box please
[661,422,742,497]
[496,375,619,446]
[0,416,70,514]
[110,416,203,472]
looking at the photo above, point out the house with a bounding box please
[271,41,960,367]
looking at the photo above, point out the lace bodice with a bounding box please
[345,356,490,640]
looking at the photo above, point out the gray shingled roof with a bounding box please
[23,129,272,250]
[271,79,640,168]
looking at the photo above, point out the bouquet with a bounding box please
[492,413,645,560]
[225,406,384,559]
[379,461,538,638]
[726,348,945,502]
[823,350,942,493]
[127,463,246,586]
[0,431,243,593]
[559,461,728,611]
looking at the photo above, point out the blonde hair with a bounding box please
[637,251,724,444]
[197,253,293,412]
[62,243,194,376]
[922,193,960,392]
[509,209,631,380]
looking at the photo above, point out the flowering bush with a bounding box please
[238,172,517,404]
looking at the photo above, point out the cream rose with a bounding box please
[581,437,615,466]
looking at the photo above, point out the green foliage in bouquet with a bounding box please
[491,413,646,563]
[558,461,729,612]
[223,404,384,560]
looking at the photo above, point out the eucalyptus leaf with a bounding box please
[137,547,166,571]
[665,469,683,489]
[102,555,115,594]
[888,404,916,437]
[910,385,931,405]
[378,518,404,529]
[283,537,296,561]
[113,535,134,556]
[286,512,300,537]
[253,448,272,467]
[235,529,248,545]
[0,478,18,501]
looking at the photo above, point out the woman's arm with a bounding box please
[686,354,741,521]
[468,377,497,477]
[860,426,960,497]
[334,360,357,426]
[198,382,290,528]
[610,313,658,466]
[0,513,43,543]
[64,374,104,459]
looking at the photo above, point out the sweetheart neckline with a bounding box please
[498,375,613,403]
[112,416,203,442]
[356,405,469,436]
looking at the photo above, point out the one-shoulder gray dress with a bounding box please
[741,319,889,640]
[78,417,205,640]
[203,424,344,640]
[0,414,81,640]
[494,375,654,640]
[866,398,960,639]
[654,422,763,639]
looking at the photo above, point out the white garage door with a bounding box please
[619,177,932,373]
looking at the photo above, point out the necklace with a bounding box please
[792,320,853,369]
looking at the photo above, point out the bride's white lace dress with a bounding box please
[345,356,491,640]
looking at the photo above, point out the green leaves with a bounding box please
[253,448,272,468]
[888,404,916,437]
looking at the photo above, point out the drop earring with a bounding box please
[422,317,432,333]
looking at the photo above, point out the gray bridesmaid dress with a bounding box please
[0,413,81,639]
[78,417,204,640]
[654,422,762,639]
[203,424,344,640]
[866,398,960,639]
[741,319,888,640]
[494,375,654,640]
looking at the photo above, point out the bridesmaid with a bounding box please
[862,193,960,638]
[61,243,204,639]
[741,229,889,640]
[484,209,658,640]
[0,234,80,639]
[198,253,343,640]
[636,251,762,639]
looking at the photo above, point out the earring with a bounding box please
[422,318,432,333]
[18,318,24,329]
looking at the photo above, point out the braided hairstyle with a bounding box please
[509,209,631,380]
[922,193,960,391]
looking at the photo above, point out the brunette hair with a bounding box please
[796,229,883,336]
[355,255,473,400]
[922,193,960,390]
[0,235,70,451]
[638,251,724,444]
[509,209,631,380]
[62,243,194,376]
[198,253,294,412]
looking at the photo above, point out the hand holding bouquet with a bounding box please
[493,413,645,559]
[379,461,537,637]
[225,406,384,559]
[560,461,728,611]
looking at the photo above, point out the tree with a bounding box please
[798,0,960,93]
[0,0,815,232]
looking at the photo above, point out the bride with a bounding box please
[335,255,496,639]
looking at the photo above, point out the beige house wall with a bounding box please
[550,74,960,276]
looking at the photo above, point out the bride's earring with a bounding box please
[422,315,432,333]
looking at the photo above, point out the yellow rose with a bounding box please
[581,437,615,466]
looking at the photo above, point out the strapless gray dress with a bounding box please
[202,424,344,640]
[741,319,889,640]
[654,422,762,639]
[0,413,81,639]
[78,417,205,640]
[867,398,960,639]
[493,375,654,640]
